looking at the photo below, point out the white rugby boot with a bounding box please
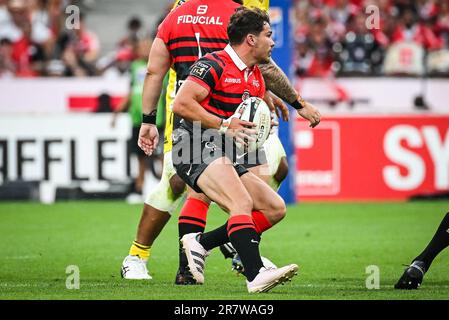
[181,233,210,284]
[121,255,152,280]
[246,264,298,293]
[261,256,277,269]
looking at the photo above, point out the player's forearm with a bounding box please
[141,72,165,115]
[259,60,299,104]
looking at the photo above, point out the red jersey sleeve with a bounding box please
[156,12,173,44]
[186,56,224,93]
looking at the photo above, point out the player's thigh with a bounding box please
[243,134,286,189]
[169,174,186,197]
[248,163,271,185]
[145,152,186,214]
[262,134,288,189]
[196,157,252,215]
[274,156,288,182]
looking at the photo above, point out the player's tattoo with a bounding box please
[259,60,298,103]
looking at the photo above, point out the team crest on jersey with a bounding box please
[191,61,212,79]
[252,79,260,88]
[242,90,251,101]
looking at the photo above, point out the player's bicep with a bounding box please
[147,38,171,78]
[173,80,209,119]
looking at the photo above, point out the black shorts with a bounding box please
[172,127,266,193]
[239,147,267,169]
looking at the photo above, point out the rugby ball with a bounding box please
[235,97,271,152]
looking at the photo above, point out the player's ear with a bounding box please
[247,34,256,47]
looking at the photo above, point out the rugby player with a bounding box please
[173,7,303,293]
[121,0,320,283]
[111,38,157,203]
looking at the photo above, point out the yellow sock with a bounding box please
[129,241,151,261]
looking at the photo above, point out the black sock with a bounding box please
[199,223,229,251]
[413,212,449,271]
[227,215,264,282]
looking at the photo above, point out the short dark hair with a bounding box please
[128,16,142,30]
[227,7,270,45]
[0,38,12,46]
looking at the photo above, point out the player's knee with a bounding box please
[271,198,287,223]
[169,175,186,197]
[263,195,286,224]
[273,157,288,184]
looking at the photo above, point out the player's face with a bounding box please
[253,23,275,64]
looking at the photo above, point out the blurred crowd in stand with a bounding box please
[0,0,169,78]
[1,0,449,78]
[293,0,449,77]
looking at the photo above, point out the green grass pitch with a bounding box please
[0,200,448,300]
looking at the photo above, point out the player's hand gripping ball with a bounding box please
[235,97,271,153]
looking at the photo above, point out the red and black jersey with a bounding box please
[156,0,241,90]
[186,45,266,120]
